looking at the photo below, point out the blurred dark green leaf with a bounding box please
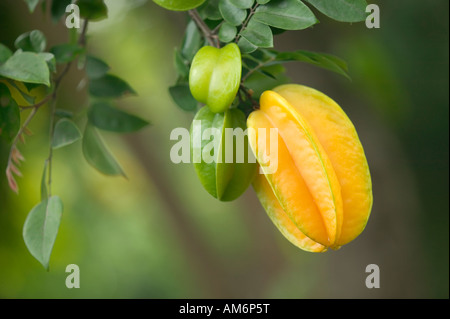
[50,43,84,64]
[38,52,56,73]
[253,0,317,30]
[40,161,48,201]
[174,49,189,79]
[169,84,198,112]
[219,0,247,26]
[273,50,350,79]
[4,79,37,105]
[244,64,288,97]
[88,102,149,133]
[51,0,72,23]
[181,20,203,62]
[0,44,13,64]
[86,55,110,79]
[14,30,47,53]
[55,109,74,118]
[0,83,20,143]
[305,0,368,22]
[82,124,125,176]
[52,118,82,149]
[89,74,136,98]
[0,51,50,86]
[23,196,63,270]
[24,0,40,12]
[77,0,108,21]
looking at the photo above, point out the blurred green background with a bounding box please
[0,0,448,298]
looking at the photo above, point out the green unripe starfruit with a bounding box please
[191,106,257,201]
[189,43,242,113]
[152,0,206,11]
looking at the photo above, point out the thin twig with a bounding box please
[188,9,219,48]
[235,3,259,43]
[241,57,275,83]
[18,94,53,111]
[47,19,89,195]
[6,19,90,195]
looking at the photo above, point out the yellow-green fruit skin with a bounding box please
[153,0,206,11]
[189,43,242,113]
[248,84,373,251]
[191,106,257,201]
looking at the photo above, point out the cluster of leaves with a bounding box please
[169,0,368,115]
[0,0,149,270]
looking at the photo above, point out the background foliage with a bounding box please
[0,0,448,298]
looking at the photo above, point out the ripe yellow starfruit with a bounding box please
[247,84,373,251]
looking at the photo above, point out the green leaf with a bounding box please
[89,74,136,98]
[169,84,198,112]
[0,51,50,86]
[88,102,149,133]
[51,0,72,23]
[50,43,84,64]
[174,48,189,79]
[181,20,203,62]
[256,0,271,4]
[24,0,40,12]
[218,22,237,43]
[52,118,82,149]
[15,30,47,53]
[198,0,222,20]
[305,0,368,22]
[4,79,37,105]
[23,196,63,270]
[0,44,13,64]
[253,0,317,30]
[55,109,74,118]
[86,55,110,79]
[0,83,20,143]
[240,19,273,48]
[82,124,125,176]
[219,0,247,26]
[238,36,258,54]
[40,161,48,201]
[273,49,350,79]
[78,0,108,21]
[38,52,56,73]
[230,0,254,9]
[244,64,289,97]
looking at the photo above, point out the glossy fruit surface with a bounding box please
[153,0,206,11]
[248,85,372,251]
[191,106,256,201]
[189,43,242,113]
